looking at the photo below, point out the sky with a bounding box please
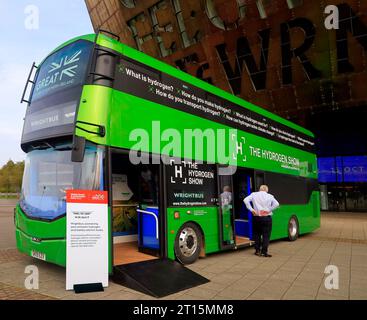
[0,0,93,166]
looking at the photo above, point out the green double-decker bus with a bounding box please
[17,31,320,270]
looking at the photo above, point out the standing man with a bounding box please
[244,185,279,257]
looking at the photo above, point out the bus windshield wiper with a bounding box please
[30,144,51,150]
[54,146,72,151]
[30,142,72,151]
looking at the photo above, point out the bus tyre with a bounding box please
[175,222,202,265]
[288,215,299,241]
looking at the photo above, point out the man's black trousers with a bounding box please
[252,216,272,254]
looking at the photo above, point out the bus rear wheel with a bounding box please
[288,215,299,241]
[175,222,202,265]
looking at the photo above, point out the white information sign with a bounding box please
[66,190,109,290]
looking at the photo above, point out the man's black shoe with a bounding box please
[261,253,272,257]
[254,251,261,256]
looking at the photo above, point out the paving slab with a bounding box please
[1,210,367,300]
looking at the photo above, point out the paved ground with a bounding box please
[1,199,366,300]
[0,199,16,250]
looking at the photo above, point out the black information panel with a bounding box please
[114,56,315,153]
[166,159,217,207]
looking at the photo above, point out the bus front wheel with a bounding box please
[175,222,202,265]
[288,215,299,241]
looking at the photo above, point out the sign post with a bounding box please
[66,190,109,292]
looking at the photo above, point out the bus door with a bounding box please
[110,150,161,266]
[217,166,235,249]
[233,169,254,242]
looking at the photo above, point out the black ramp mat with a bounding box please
[113,259,209,298]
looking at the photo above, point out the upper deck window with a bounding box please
[22,40,93,147]
[32,40,92,102]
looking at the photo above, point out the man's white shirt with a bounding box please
[244,191,279,216]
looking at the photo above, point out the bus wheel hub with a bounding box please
[289,218,298,237]
[179,227,198,257]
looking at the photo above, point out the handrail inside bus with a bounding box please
[137,209,159,239]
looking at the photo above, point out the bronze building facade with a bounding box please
[85,0,367,211]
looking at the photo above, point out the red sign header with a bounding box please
[66,190,108,204]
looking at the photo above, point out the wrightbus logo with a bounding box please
[48,50,82,81]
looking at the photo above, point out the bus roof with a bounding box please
[45,33,314,138]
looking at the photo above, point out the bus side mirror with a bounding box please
[71,136,86,162]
